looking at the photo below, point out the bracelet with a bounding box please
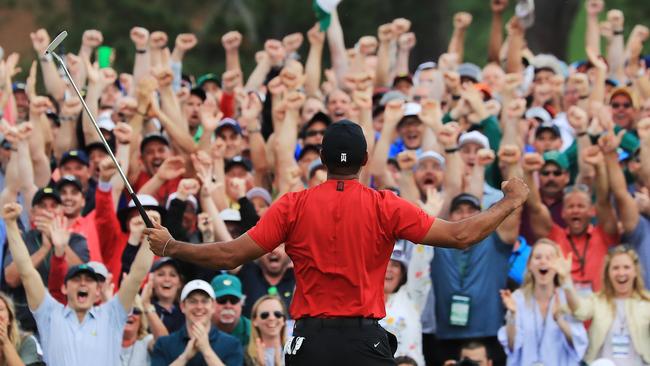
[444,146,460,154]
[135,49,147,54]
[579,94,589,100]
[59,115,77,122]
[136,110,148,117]
[576,131,588,137]
[247,128,261,134]
[161,238,173,257]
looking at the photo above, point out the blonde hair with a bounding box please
[0,292,22,357]
[599,246,650,304]
[520,239,562,303]
[247,295,288,364]
[132,295,150,340]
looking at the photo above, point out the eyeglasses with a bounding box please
[540,170,563,177]
[563,184,591,195]
[216,296,240,305]
[259,311,284,320]
[305,129,326,137]
[611,102,632,109]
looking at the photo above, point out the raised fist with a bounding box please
[175,33,198,52]
[501,177,530,208]
[2,203,22,221]
[30,29,50,55]
[149,31,168,49]
[82,29,103,49]
[130,27,150,49]
[396,150,417,171]
[282,33,304,54]
[522,152,544,173]
[498,144,521,165]
[221,31,242,52]
[454,12,473,30]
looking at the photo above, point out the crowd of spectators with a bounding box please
[0,0,647,364]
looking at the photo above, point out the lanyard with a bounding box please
[567,234,590,276]
[456,250,472,290]
[533,297,550,363]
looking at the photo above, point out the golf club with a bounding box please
[45,31,154,228]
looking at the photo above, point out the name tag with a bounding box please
[612,334,631,358]
[450,294,471,327]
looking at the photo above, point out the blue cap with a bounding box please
[211,274,244,299]
[215,118,242,136]
[60,149,89,167]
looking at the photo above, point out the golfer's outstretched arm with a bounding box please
[421,178,529,249]
[145,223,266,270]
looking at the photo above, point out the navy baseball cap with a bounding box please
[60,149,89,167]
[450,193,482,213]
[225,156,252,173]
[64,263,100,282]
[215,118,242,136]
[321,120,367,173]
[140,132,170,153]
[56,175,83,192]
[32,186,62,207]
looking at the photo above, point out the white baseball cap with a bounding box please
[417,150,445,169]
[180,279,215,302]
[459,131,490,149]
[219,208,241,222]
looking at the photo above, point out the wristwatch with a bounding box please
[39,54,53,63]
[144,305,156,314]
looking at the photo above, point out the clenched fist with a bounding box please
[501,177,530,208]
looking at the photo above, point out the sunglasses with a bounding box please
[305,129,326,137]
[216,296,240,305]
[563,183,591,195]
[129,308,142,316]
[540,170,563,177]
[259,311,284,320]
[611,102,632,109]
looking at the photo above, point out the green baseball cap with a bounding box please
[211,274,243,299]
[542,150,569,171]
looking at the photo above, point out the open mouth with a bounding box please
[333,110,346,118]
[77,290,89,302]
[539,268,549,275]
[615,277,629,285]
[152,160,164,169]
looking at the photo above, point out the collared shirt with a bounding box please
[133,171,182,205]
[247,180,434,319]
[151,325,243,366]
[520,193,565,244]
[548,224,618,292]
[622,215,650,289]
[153,301,185,333]
[238,262,295,318]
[229,316,251,348]
[32,292,128,366]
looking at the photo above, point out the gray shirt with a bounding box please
[622,215,650,289]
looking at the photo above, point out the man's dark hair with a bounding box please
[394,356,417,366]
[460,341,491,360]
[321,120,367,176]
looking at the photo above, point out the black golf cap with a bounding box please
[321,120,367,174]
[450,193,482,213]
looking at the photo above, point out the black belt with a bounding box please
[295,317,379,329]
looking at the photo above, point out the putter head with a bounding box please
[45,31,68,56]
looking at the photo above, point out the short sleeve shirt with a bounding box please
[622,216,650,289]
[247,179,434,319]
[32,292,128,366]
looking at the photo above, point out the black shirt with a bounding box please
[237,262,295,318]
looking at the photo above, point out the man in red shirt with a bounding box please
[145,120,529,365]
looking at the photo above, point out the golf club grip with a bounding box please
[129,192,154,228]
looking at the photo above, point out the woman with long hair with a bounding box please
[0,293,44,366]
[120,295,154,366]
[498,239,588,365]
[559,245,650,364]
[246,295,287,366]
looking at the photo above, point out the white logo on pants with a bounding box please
[284,336,305,355]
[340,153,347,162]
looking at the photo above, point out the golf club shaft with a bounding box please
[51,52,154,228]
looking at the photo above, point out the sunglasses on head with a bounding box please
[216,296,240,305]
[259,310,284,320]
[563,183,591,195]
[305,129,326,138]
[611,102,632,109]
[540,170,563,177]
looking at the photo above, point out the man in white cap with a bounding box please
[151,279,243,366]
[458,131,504,208]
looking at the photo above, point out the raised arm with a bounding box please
[2,204,46,310]
[130,27,151,89]
[118,229,154,311]
[304,24,325,97]
[582,143,617,235]
[83,62,118,144]
[421,178,528,249]
[369,100,402,180]
[326,8,349,88]
[448,12,472,62]
[30,29,66,101]
[603,10,626,81]
[488,0,508,63]
[522,153,554,239]
[505,17,525,74]
[374,23,395,88]
[221,31,242,73]
[585,0,604,56]
[77,29,104,91]
[395,32,415,76]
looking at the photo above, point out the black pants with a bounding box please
[285,318,397,366]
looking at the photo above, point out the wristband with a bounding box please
[579,94,590,100]
[247,128,261,134]
[613,29,625,36]
[135,49,147,54]
[39,54,52,63]
[444,146,460,154]
[576,131,588,137]
[451,94,461,101]
[59,115,77,122]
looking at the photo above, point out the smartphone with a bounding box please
[97,46,113,69]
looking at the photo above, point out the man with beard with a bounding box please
[183,88,205,139]
[519,151,569,243]
[523,151,618,293]
[211,273,251,347]
[237,244,294,318]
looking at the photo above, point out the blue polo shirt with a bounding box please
[151,324,243,366]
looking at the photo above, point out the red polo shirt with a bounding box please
[548,224,618,292]
[247,179,434,319]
